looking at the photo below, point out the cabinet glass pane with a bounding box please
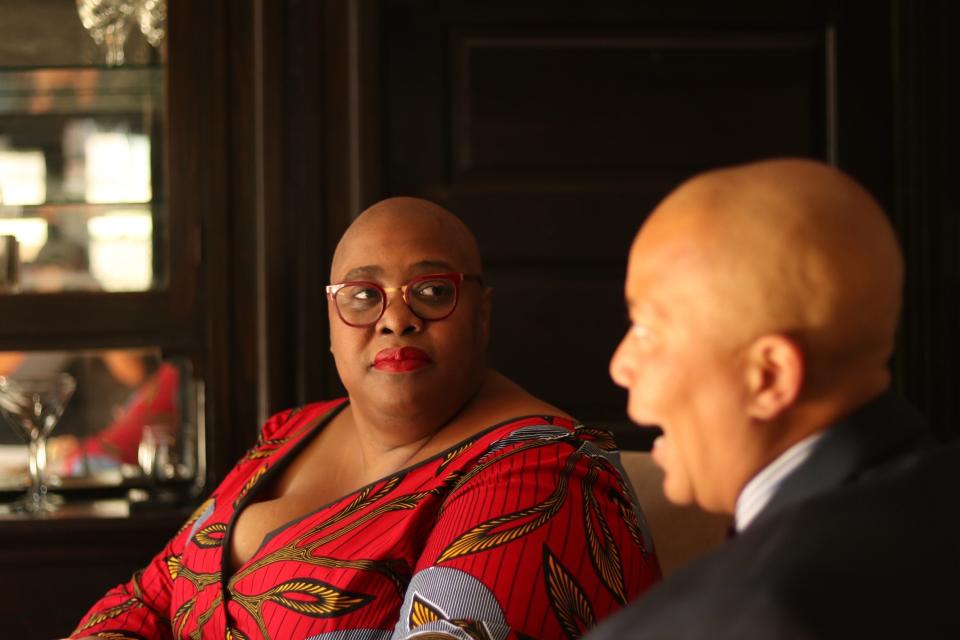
[0,348,199,497]
[0,0,166,293]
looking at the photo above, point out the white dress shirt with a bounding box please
[735,432,825,532]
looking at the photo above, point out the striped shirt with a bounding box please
[735,432,825,532]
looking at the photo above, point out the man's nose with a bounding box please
[609,334,634,388]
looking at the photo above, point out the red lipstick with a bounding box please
[372,347,432,373]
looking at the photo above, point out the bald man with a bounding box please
[589,159,960,639]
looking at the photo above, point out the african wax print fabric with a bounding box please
[72,398,660,639]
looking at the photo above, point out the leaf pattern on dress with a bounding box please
[613,491,651,555]
[89,631,148,640]
[407,594,495,640]
[308,489,437,547]
[581,461,627,605]
[79,405,652,640]
[73,598,140,634]
[174,563,221,590]
[188,592,223,640]
[572,426,618,452]
[225,628,249,640]
[166,554,181,580]
[256,577,372,618]
[436,451,580,563]
[172,596,196,638]
[233,463,269,507]
[410,594,444,628]
[130,569,146,601]
[225,627,250,640]
[543,545,596,640]
[192,522,228,548]
[445,435,571,505]
[436,441,474,475]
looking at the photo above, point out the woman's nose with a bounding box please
[376,292,423,336]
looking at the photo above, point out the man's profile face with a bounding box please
[610,219,749,513]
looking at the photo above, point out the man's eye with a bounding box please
[631,323,657,348]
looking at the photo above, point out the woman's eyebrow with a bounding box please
[340,260,456,282]
[341,265,383,281]
[410,260,457,273]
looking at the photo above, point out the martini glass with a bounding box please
[0,374,76,514]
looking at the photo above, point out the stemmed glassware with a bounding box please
[0,374,76,514]
[76,0,167,66]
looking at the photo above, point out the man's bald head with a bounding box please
[611,158,904,512]
[637,158,903,393]
[331,197,483,281]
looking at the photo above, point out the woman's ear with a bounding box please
[744,334,804,421]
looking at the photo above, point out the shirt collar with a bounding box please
[734,432,825,532]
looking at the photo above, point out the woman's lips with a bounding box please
[372,347,432,373]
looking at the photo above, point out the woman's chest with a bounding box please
[175,470,451,637]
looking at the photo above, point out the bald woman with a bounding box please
[71,198,660,640]
[590,159,960,639]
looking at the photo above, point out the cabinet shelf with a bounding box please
[0,66,163,116]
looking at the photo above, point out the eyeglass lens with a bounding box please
[334,276,458,325]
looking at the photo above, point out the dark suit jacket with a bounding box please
[588,392,960,639]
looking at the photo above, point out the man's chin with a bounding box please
[656,454,697,506]
[661,479,697,507]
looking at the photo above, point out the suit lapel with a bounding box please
[750,391,929,530]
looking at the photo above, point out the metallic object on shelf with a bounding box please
[0,235,18,294]
[76,0,167,66]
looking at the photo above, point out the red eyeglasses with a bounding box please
[325,272,483,327]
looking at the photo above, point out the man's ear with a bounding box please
[744,334,804,421]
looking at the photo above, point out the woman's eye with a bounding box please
[413,281,453,302]
[419,285,446,297]
[352,288,380,301]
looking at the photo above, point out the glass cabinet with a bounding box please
[0,0,203,508]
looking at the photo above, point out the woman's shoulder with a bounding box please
[441,412,622,480]
[480,414,619,460]
[259,397,348,441]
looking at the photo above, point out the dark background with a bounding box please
[0,1,956,637]
[251,0,958,451]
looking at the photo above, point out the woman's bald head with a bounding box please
[331,197,483,281]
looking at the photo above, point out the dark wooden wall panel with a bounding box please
[380,4,840,444]
[288,0,953,444]
[453,34,825,174]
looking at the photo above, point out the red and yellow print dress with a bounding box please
[72,399,661,640]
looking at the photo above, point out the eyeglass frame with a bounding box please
[325,272,484,328]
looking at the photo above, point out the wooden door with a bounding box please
[361,0,892,446]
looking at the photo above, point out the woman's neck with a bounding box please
[340,371,490,470]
